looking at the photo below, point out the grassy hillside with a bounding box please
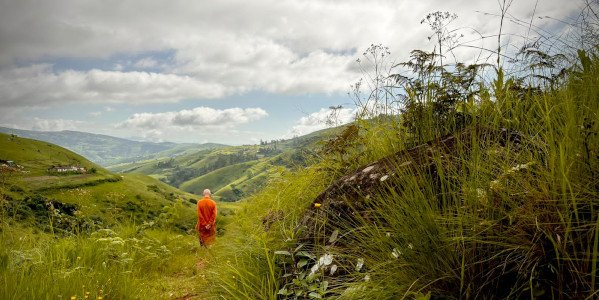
[194,47,599,298]
[0,126,226,166]
[109,127,339,201]
[0,133,237,299]
[180,161,255,195]
[0,132,102,176]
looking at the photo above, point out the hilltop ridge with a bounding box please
[0,126,227,166]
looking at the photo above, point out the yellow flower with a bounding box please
[77,256,81,260]
[97,297,103,300]
[314,203,322,208]
[71,296,77,300]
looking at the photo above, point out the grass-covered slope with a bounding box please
[0,132,102,176]
[179,161,255,195]
[109,127,338,201]
[0,126,226,166]
[0,133,235,299]
[199,51,599,299]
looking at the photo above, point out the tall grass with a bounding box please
[327,51,599,298]
[204,26,599,300]
[0,217,208,299]
[203,165,340,299]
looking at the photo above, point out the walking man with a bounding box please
[196,189,217,247]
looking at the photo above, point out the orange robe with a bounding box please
[196,196,217,246]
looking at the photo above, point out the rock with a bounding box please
[296,126,524,245]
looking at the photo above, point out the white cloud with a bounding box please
[117,106,268,140]
[0,0,577,64]
[30,118,86,132]
[0,0,581,108]
[0,64,229,108]
[286,107,356,137]
[87,106,116,117]
[0,0,585,144]
[173,36,359,94]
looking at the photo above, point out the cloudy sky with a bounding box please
[0,0,583,145]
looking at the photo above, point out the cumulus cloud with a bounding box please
[28,118,86,132]
[0,0,581,109]
[117,107,268,137]
[286,107,356,137]
[0,0,577,64]
[0,64,228,107]
[173,36,359,94]
[0,116,93,132]
[0,0,584,145]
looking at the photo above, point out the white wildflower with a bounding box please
[319,254,333,266]
[356,258,364,271]
[310,263,319,275]
[392,248,402,258]
[330,264,338,276]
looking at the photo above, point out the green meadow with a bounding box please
[0,133,238,299]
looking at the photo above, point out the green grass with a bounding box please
[196,49,599,299]
[0,133,106,177]
[108,128,336,201]
[0,221,211,299]
[0,134,223,299]
[179,161,256,196]
[201,165,337,299]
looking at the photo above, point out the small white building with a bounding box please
[48,165,86,173]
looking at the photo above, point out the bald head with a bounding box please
[203,189,211,197]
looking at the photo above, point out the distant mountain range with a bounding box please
[0,126,226,166]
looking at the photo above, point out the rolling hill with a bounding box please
[0,126,226,166]
[0,132,239,299]
[108,126,344,201]
[0,132,204,229]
